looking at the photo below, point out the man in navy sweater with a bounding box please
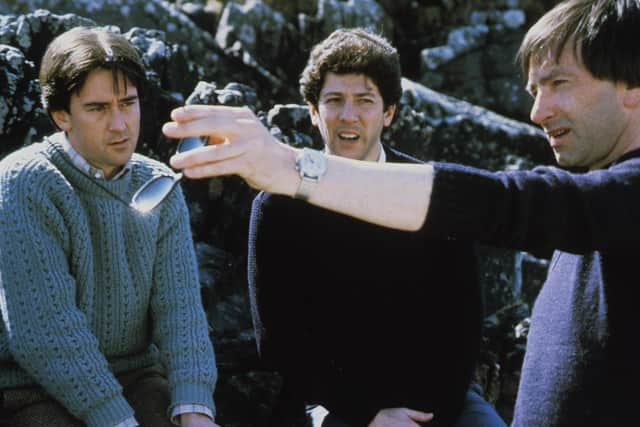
[166,0,640,425]
[247,28,504,427]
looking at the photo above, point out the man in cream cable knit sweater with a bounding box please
[0,27,219,427]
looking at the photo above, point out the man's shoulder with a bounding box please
[0,140,58,182]
[130,152,173,176]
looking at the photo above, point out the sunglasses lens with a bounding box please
[177,136,207,153]
[131,175,176,213]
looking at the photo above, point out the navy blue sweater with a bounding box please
[248,147,482,426]
[428,149,640,426]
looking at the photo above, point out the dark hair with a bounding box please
[299,28,402,109]
[517,0,640,87]
[39,26,147,113]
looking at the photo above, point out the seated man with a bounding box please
[248,28,504,427]
[0,27,219,427]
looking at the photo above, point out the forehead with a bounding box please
[320,72,381,95]
[75,68,138,100]
[527,43,583,83]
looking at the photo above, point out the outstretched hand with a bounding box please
[163,104,433,232]
[368,407,434,427]
[163,105,299,196]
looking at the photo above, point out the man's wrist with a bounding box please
[294,147,327,201]
[114,416,139,427]
[171,405,214,425]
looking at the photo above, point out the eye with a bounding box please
[121,99,137,109]
[88,105,105,112]
[552,79,567,88]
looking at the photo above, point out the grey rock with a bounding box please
[501,9,526,29]
[394,78,551,169]
[420,24,488,72]
[185,80,261,111]
[0,44,44,152]
[418,5,535,122]
[2,0,291,102]
[0,9,94,58]
[215,0,299,90]
[314,0,393,38]
[266,104,317,148]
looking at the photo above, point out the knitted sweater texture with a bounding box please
[0,133,217,427]
[427,149,640,426]
[248,146,482,427]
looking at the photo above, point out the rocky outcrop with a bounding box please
[0,2,559,425]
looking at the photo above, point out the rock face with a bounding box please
[0,1,560,426]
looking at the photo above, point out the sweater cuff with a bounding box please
[170,382,216,417]
[84,395,135,427]
[426,162,500,239]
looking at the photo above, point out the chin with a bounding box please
[330,148,360,160]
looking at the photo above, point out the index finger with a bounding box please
[170,104,255,123]
[163,106,259,140]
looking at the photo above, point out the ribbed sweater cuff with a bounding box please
[170,382,216,417]
[84,395,134,427]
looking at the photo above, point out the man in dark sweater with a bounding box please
[247,28,504,427]
[164,1,640,426]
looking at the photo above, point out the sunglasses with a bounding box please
[130,136,207,213]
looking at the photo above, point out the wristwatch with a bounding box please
[294,148,327,201]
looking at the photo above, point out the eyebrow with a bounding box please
[82,94,139,108]
[320,91,377,98]
[526,68,564,94]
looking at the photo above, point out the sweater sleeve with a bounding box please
[426,157,640,254]
[0,166,134,426]
[149,184,217,416]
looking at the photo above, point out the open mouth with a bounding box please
[547,128,569,138]
[338,132,359,141]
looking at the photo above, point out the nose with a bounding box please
[339,100,358,122]
[108,107,127,131]
[529,91,555,126]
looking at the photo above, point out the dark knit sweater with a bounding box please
[248,146,482,427]
[0,134,217,427]
[427,149,640,427]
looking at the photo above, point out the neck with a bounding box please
[591,119,640,170]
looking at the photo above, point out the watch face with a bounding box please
[300,150,326,178]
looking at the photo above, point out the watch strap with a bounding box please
[294,148,326,201]
[295,175,316,201]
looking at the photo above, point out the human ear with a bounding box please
[622,85,640,109]
[308,102,320,127]
[383,104,396,127]
[51,110,72,132]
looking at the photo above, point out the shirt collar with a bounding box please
[60,133,132,180]
[377,144,386,163]
[324,143,386,163]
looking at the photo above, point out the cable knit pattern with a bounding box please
[0,133,217,427]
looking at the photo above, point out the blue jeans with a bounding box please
[307,384,505,427]
[453,383,506,427]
